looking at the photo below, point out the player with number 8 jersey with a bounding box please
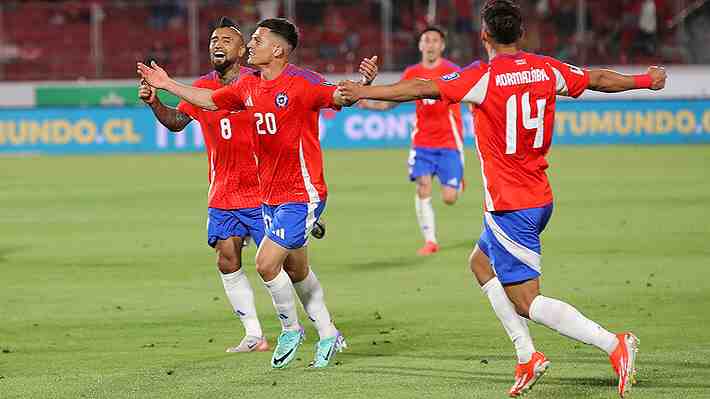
[178,69,261,210]
[137,17,379,370]
[139,17,272,355]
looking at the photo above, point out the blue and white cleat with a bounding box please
[271,327,305,369]
[309,331,347,368]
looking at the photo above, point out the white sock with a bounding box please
[221,269,263,337]
[262,269,300,331]
[529,295,619,355]
[415,195,437,243]
[293,268,338,339]
[482,278,536,363]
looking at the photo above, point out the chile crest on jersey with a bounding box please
[275,92,289,108]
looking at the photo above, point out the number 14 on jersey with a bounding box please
[505,92,547,154]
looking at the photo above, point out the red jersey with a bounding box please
[211,64,339,205]
[177,68,261,210]
[435,52,589,211]
[402,59,464,151]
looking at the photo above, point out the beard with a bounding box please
[212,58,235,74]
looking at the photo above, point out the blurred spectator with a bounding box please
[257,0,279,20]
[455,0,473,33]
[147,41,172,67]
[149,0,185,30]
[638,0,658,55]
[1,0,709,81]
[0,43,41,64]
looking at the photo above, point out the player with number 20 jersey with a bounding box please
[211,64,337,248]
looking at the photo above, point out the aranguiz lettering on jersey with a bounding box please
[442,72,460,81]
[275,93,289,108]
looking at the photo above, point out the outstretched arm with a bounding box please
[338,78,441,104]
[358,99,399,111]
[588,66,666,93]
[139,81,192,132]
[137,61,218,110]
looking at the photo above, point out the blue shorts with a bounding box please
[408,147,464,190]
[261,201,326,250]
[477,204,554,285]
[207,207,265,248]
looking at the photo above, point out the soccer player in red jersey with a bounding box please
[138,18,377,369]
[339,1,666,396]
[139,17,270,353]
[360,27,465,256]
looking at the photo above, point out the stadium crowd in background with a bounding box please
[0,0,708,80]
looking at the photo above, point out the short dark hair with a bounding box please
[257,18,299,50]
[214,16,242,36]
[482,0,523,45]
[418,26,446,42]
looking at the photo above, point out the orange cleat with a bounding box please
[609,332,639,398]
[416,241,439,256]
[508,351,550,397]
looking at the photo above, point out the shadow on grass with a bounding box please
[341,256,426,270]
[341,240,473,270]
[341,352,710,391]
[0,245,27,263]
[336,366,510,384]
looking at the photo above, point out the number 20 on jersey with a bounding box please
[255,112,277,135]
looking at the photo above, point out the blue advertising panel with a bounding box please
[1,100,709,155]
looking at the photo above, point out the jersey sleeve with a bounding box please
[177,100,199,120]
[212,83,245,111]
[175,79,205,119]
[306,81,341,111]
[545,57,590,98]
[434,62,489,105]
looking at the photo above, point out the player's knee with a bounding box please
[469,249,485,273]
[469,248,497,286]
[510,297,532,319]
[283,267,305,283]
[442,191,458,205]
[216,252,239,274]
[416,181,433,198]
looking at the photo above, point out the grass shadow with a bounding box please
[0,245,28,264]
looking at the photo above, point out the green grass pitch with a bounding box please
[1,146,709,398]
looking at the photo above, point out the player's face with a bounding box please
[419,31,445,63]
[247,27,282,66]
[209,27,245,72]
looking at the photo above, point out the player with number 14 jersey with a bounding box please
[436,53,588,212]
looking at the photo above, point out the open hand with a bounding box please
[647,66,666,91]
[137,61,172,90]
[359,56,379,85]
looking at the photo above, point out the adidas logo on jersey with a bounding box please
[495,68,550,87]
[245,96,254,107]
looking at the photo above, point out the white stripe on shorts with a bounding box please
[484,212,541,273]
[304,202,319,241]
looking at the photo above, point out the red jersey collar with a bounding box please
[258,64,292,89]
